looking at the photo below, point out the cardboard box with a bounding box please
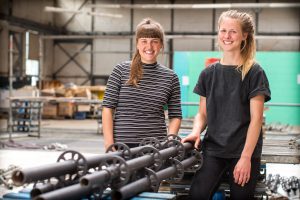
[77,104,91,112]
[58,102,75,117]
[42,103,57,118]
[40,88,55,97]
[74,88,91,99]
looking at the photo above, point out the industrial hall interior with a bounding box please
[0,0,299,200]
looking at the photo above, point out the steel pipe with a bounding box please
[12,146,144,186]
[80,142,193,189]
[112,152,201,200]
[34,183,90,200]
[12,161,79,186]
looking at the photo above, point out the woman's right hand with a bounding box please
[181,132,201,149]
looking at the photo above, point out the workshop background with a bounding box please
[0,0,299,200]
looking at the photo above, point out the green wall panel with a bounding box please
[174,52,300,125]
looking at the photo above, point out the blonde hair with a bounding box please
[218,10,256,80]
[127,18,165,87]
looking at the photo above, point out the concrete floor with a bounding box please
[0,119,104,169]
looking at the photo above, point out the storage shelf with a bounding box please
[10,99,43,138]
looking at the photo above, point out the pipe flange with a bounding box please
[139,137,162,150]
[163,139,185,161]
[166,158,184,183]
[138,146,162,171]
[186,150,203,171]
[57,150,88,182]
[145,168,159,192]
[99,155,130,189]
[106,142,132,160]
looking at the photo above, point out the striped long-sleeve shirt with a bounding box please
[102,61,182,145]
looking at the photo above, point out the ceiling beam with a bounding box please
[40,33,300,40]
[0,13,65,34]
[87,3,300,9]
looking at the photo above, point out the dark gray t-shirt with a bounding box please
[194,62,271,158]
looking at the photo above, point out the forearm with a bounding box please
[241,118,263,159]
[241,95,265,159]
[191,113,207,136]
[168,118,181,135]
[102,107,115,150]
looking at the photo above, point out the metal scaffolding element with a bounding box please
[11,136,203,200]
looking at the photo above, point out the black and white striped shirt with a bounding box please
[103,61,182,145]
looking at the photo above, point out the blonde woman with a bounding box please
[182,10,271,199]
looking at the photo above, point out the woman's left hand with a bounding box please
[233,156,251,187]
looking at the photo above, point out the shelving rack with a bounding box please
[10,98,43,138]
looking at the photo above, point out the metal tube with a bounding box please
[34,184,90,200]
[30,180,79,198]
[156,166,177,181]
[111,177,150,200]
[126,155,153,172]
[12,161,77,186]
[30,183,56,198]
[181,155,198,168]
[80,169,111,189]
[86,145,144,168]
[12,146,145,186]
[80,143,193,188]
[113,155,198,200]
[8,34,13,141]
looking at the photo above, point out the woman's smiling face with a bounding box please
[137,37,162,64]
[218,17,247,53]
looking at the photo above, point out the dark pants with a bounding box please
[189,154,261,200]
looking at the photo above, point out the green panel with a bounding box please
[173,51,300,125]
[174,52,221,118]
[256,52,300,125]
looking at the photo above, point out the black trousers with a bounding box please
[189,154,261,200]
